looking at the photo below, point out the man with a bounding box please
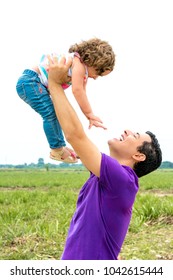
[47,56,162,260]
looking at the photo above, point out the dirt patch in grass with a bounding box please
[0,186,49,191]
[143,189,173,197]
[146,215,173,225]
[2,234,58,260]
[121,222,173,260]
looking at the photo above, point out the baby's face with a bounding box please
[87,67,99,80]
[88,67,111,79]
[100,69,111,77]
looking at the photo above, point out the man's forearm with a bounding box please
[49,82,84,142]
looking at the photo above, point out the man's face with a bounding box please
[108,129,151,160]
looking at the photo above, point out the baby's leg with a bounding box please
[16,70,77,163]
[16,69,65,148]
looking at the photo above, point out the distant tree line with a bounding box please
[0,158,172,170]
[160,161,173,169]
[0,158,85,170]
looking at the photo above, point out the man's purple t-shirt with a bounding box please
[61,153,139,260]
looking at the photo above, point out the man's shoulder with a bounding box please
[101,153,120,168]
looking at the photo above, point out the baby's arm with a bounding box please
[71,57,92,116]
[71,58,106,129]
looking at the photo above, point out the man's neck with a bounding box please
[109,153,134,168]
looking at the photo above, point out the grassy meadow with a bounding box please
[0,168,172,260]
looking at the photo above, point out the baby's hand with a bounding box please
[86,113,102,122]
[88,118,107,130]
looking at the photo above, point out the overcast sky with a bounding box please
[0,0,172,165]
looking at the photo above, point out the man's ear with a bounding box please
[132,152,146,162]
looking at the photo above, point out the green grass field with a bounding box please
[0,169,172,260]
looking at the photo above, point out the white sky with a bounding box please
[0,0,172,164]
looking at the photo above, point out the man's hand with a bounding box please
[47,55,72,86]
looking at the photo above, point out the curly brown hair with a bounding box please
[69,38,116,75]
